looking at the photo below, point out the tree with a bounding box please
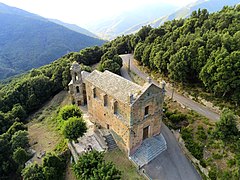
[63,117,87,142]
[11,104,27,122]
[99,59,121,74]
[13,147,29,166]
[72,150,121,180]
[134,42,145,63]
[7,122,27,136]
[42,153,65,180]
[58,105,82,121]
[10,130,29,150]
[98,49,122,74]
[168,46,191,83]
[21,163,45,180]
[215,109,239,140]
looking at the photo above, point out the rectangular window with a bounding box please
[144,106,149,116]
[93,88,96,98]
[114,101,118,114]
[104,95,108,107]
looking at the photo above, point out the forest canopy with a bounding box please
[106,5,240,106]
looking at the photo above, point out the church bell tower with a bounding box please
[69,62,85,106]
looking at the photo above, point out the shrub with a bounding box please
[58,105,82,121]
[63,117,87,142]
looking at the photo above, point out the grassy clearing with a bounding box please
[104,148,145,180]
[28,91,71,163]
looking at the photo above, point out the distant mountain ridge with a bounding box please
[86,3,179,40]
[0,3,105,80]
[125,0,240,34]
[49,19,98,38]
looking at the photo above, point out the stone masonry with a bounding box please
[68,62,165,155]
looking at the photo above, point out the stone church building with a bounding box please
[68,62,166,156]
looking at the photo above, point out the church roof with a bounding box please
[85,70,143,104]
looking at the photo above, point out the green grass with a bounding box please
[104,149,145,180]
[129,71,145,86]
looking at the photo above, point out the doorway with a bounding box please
[143,126,149,140]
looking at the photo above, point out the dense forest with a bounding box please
[0,44,122,177]
[106,5,240,108]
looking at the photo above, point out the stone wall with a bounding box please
[85,81,131,152]
[130,84,164,154]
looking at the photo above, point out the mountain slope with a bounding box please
[125,0,240,34]
[0,3,105,80]
[149,0,240,28]
[86,3,178,40]
[49,19,98,38]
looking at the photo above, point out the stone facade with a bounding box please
[68,62,165,155]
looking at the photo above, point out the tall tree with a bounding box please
[72,150,121,180]
[63,117,87,142]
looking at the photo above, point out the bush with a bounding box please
[182,127,204,160]
[72,150,121,180]
[58,105,82,121]
[196,126,207,141]
[63,117,87,142]
[169,113,187,123]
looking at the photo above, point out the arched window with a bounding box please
[75,72,78,81]
[76,86,80,93]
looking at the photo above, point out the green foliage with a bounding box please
[21,153,67,180]
[0,44,105,177]
[21,163,45,180]
[98,49,123,74]
[42,153,65,180]
[72,150,121,180]
[6,122,27,136]
[181,127,204,160]
[63,117,87,142]
[10,130,29,150]
[58,104,82,121]
[69,46,104,65]
[0,6,105,80]
[196,126,207,141]
[13,147,30,165]
[215,109,239,140]
[168,113,187,124]
[124,5,240,105]
[80,64,92,72]
[11,104,27,122]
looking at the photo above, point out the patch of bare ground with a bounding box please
[27,91,71,164]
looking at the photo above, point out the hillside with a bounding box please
[86,2,178,40]
[49,19,98,38]
[0,3,105,80]
[125,0,240,34]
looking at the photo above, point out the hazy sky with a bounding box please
[0,0,197,27]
